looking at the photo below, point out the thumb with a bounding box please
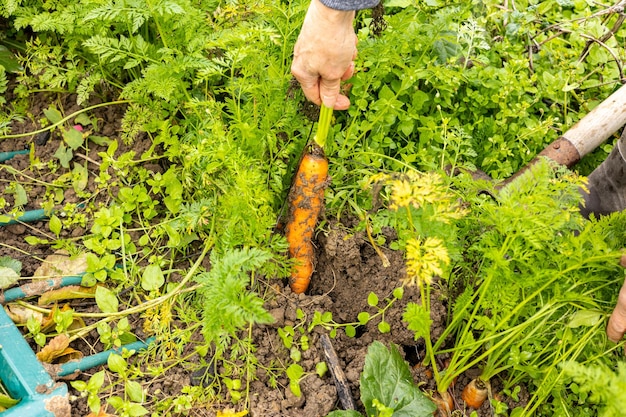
[320,77,341,109]
[607,280,626,342]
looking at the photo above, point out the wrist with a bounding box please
[309,0,355,25]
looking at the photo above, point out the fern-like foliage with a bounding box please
[83,34,159,67]
[0,0,20,17]
[194,248,274,345]
[561,360,626,417]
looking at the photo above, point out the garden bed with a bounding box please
[0,96,527,416]
[2,1,626,416]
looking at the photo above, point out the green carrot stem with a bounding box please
[313,105,333,148]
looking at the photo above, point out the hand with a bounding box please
[607,255,626,343]
[291,0,357,110]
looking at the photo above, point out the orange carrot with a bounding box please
[285,143,329,293]
[433,391,454,415]
[461,378,488,409]
[284,105,333,294]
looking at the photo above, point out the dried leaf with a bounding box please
[36,334,71,363]
[38,285,97,306]
[4,304,44,325]
[33,251,88,278]
[54,347,83,364]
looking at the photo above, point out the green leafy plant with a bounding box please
[327,341,436,417]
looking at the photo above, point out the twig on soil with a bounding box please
[0,242,47,263]
[74,153,101,166]
[320,333,357,411]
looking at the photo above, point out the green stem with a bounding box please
[313,105,333,148]
[0,100,130,140]
[420,283,441,385]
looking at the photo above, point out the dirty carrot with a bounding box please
[461,378,489,409]
[433,391,454,416]
[285,106,333,294]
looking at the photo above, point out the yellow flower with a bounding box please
[389,178,414,209]
[368,171,467,223]
[404,237,450,287]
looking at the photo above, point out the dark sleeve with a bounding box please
[319,0,380,10]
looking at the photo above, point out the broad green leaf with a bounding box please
[72,163,89,191]
[141,264,165,291]
[316,361,328,377]
[393,287,404,300]
[107,395,124,409]
[74,113,92,126]
[125,380,145,403]
[89,135,111,146]
[70,380,86,391]
[95,286,118,313]
[43,107,63,124]
[0,266,19,289]
[127,402,149,416]
[360,341,436,417]
[287,363,304,397]
[378,321,391,333]
[367,292,379,307]
[88,370,105,391]
[87,395,101,414]
[63,127,83,150]
[0,256,22,274]
[0,393,18,409]
[358,311,371,325]
[49,215,62,236]
[107,353,127,374]
[567,310,603,328]
[13,184,27,206]
[54,143,73,168]
[326,412,363,417]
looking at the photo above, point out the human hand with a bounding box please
[291,0,357,110]
[607,255,626,343]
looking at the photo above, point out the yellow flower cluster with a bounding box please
[368,171,467,223]
[404,237,450,287]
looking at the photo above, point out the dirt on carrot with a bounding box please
[285,143,329,294]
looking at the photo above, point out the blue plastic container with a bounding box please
[0,307,70,416]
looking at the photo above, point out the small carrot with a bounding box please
[433,391,454,415]
[285,106,333,294]
[461,378,489,409]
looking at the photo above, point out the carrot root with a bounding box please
[285,143,329,294]
[433,391,454,416]
[461,378,489,409]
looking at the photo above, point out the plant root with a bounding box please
[433,390,454,416]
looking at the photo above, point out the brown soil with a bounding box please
[0,94,528,417]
